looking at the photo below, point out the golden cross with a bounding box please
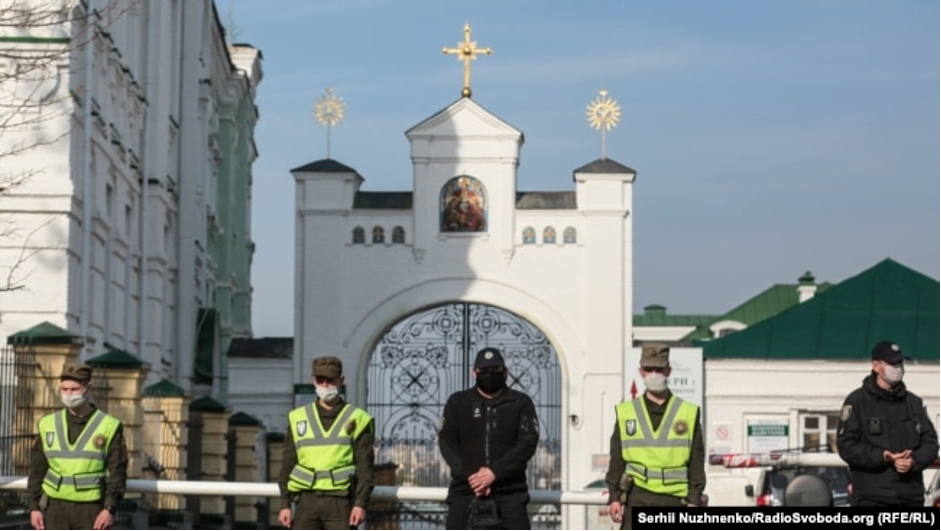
[442,24,492,98]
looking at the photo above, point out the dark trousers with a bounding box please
[44,497,103,530]
[621,487,683,530]
[446,492,530,530]
[293,492,352,530]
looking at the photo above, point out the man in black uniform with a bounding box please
[438,347,540,530]
[837,340,939,506]
[277,356,375,530]
[28,361,128,530]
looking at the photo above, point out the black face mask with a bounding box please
[476,371,507,394]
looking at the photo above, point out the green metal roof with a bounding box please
[6,321,82,346]
[698,259,939,361]
[633,304,717,327]
[86,349,145,369]
[681,280,833,341]
[143,379,187,398]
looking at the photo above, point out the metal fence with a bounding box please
[0,344,35,514]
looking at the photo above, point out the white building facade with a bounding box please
[0,0,261,396]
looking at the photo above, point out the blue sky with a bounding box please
[216,0,939,338]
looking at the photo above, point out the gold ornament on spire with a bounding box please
[314,87,346,159]
[586,89,621,159]
[442,23,492,98]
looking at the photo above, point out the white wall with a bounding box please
[0,0,260,394]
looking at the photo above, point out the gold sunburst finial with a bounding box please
[314,88,346,159]
[586,89,621,159]
[442,23,492,98]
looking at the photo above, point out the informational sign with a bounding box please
[712,421,732,456]
[592,453,610,473]
[747,419,790,454]
[623,347,704,408]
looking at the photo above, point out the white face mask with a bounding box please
[315,384,339,402]
[643,372,668,393]
[61,390,88,409]
[882,364,904,385]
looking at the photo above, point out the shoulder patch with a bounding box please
[673,420,689,436]
[840,405,853,422]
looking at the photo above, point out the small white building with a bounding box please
[699,259,940,505]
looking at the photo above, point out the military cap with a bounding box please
[871,340,904,364]
[312,356,343,379]
[474,347,506,370]
[61,361,93,382]
[640,344,670,368]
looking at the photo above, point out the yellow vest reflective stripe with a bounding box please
[287,403,372,493]
[39,409,120,502]
[616,395,697,497]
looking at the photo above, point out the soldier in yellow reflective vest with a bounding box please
[604,344,705,530]
[278,356,376,529]
[28,361,128,530]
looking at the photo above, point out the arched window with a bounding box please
[563,227,577,244]
[543,227,556,244]
[352,226,365,244]
[522,227,536,245]
[372,226,385,244]
[440,175,487,232]
[392,226,405,244]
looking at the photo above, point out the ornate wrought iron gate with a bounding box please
[366,303,562,527]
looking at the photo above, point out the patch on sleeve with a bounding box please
[840,405,853,422]
[673,420,689,436]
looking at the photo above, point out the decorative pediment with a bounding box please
[405,98,522,140]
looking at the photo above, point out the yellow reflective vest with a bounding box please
[39,408,121,502]
[287,402,372,493]
[616,395,698,497]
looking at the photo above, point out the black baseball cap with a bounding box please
[871,340,904,364]
[474,347,505,370]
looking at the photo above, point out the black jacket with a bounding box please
[438,386,539,497]
[837,373,939,505]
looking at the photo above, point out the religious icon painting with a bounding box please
[440,175,487,232]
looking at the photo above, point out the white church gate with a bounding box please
[366,302,562,529]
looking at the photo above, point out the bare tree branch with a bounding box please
[0,0,140,294]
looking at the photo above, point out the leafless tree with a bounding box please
[0,0,132,294]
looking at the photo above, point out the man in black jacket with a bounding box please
[837,340,939,506]
[438,347,540,529]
